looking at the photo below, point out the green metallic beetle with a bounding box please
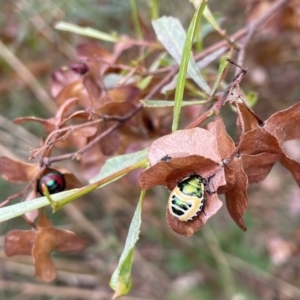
[168,174,214,222]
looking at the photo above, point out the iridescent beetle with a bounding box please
[37,170,66,196]
[168,174,214,222]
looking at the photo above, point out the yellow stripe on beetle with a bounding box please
[168,174,211,222]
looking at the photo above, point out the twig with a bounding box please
[186,0,290,129]
[0,166,46,207]
[43,104,143,166]
[235,0,290,71]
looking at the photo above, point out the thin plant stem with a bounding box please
[129,0,143,39]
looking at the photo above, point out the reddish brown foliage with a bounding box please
[4,209,87,282]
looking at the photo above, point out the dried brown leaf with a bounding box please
[148,128,221,165]
[0,156,40,182]
[76,43,114,65]
[265,102,300,144]
[4,230,36,256]
[13,117,56,133]
[105,85,140,103]
[139,155,224,190]
[33,249,57,281]
[224,157,248,231]
[97,102,137,117]
[237,102,260,132]
[51,68,80,98]
[242,153,280,184]
[72,126,97,137]
[99,129,120,156]
[280,155,300,187]
[81,144,107,179]
[55,79,89,108]
[82,72,102,107]
[240,128,281,155]
[206,118,235,159]
[206,118,236,192]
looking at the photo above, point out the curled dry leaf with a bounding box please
[242,153,280,184]
[206,119,236,193]
[238,101,300,187]
[264,102,300,144]
[207,119,248,231]
[5,209,87,282]
[0,156,40,183]
[224,158,248,231]
[55,78,89,108]
[51,67,81,98]
[139,128,226,236]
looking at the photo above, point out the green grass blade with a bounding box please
[141,99,207,107]
[171,1,207,131]
[129,0,143,39]
[203,5,223,34]
[210,49,232,96]
[152,3,210,96]
[55,22,119,42]
[110,190,146,298]
[149,0,159,20]
[0,149,149,222]
[0,189,79,222]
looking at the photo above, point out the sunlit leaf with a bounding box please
[110,190,145,298]
[89,148,149,183]
[152,6,210,95]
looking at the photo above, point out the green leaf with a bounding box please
[55,22,119,42]
[210,49,232,96]
[245,91,258,108]
[152,6,210,95]
[141,99,207,107]
[110,190,146,298]
[0,149,149,222]
[190,1,223,34]
[89,148,149,183]
[129,0,143,39]
[201,13,222,39]
[161,47,226,94]
[169,1,207,132]
[0,189,80,222]
[203,6,223,34]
